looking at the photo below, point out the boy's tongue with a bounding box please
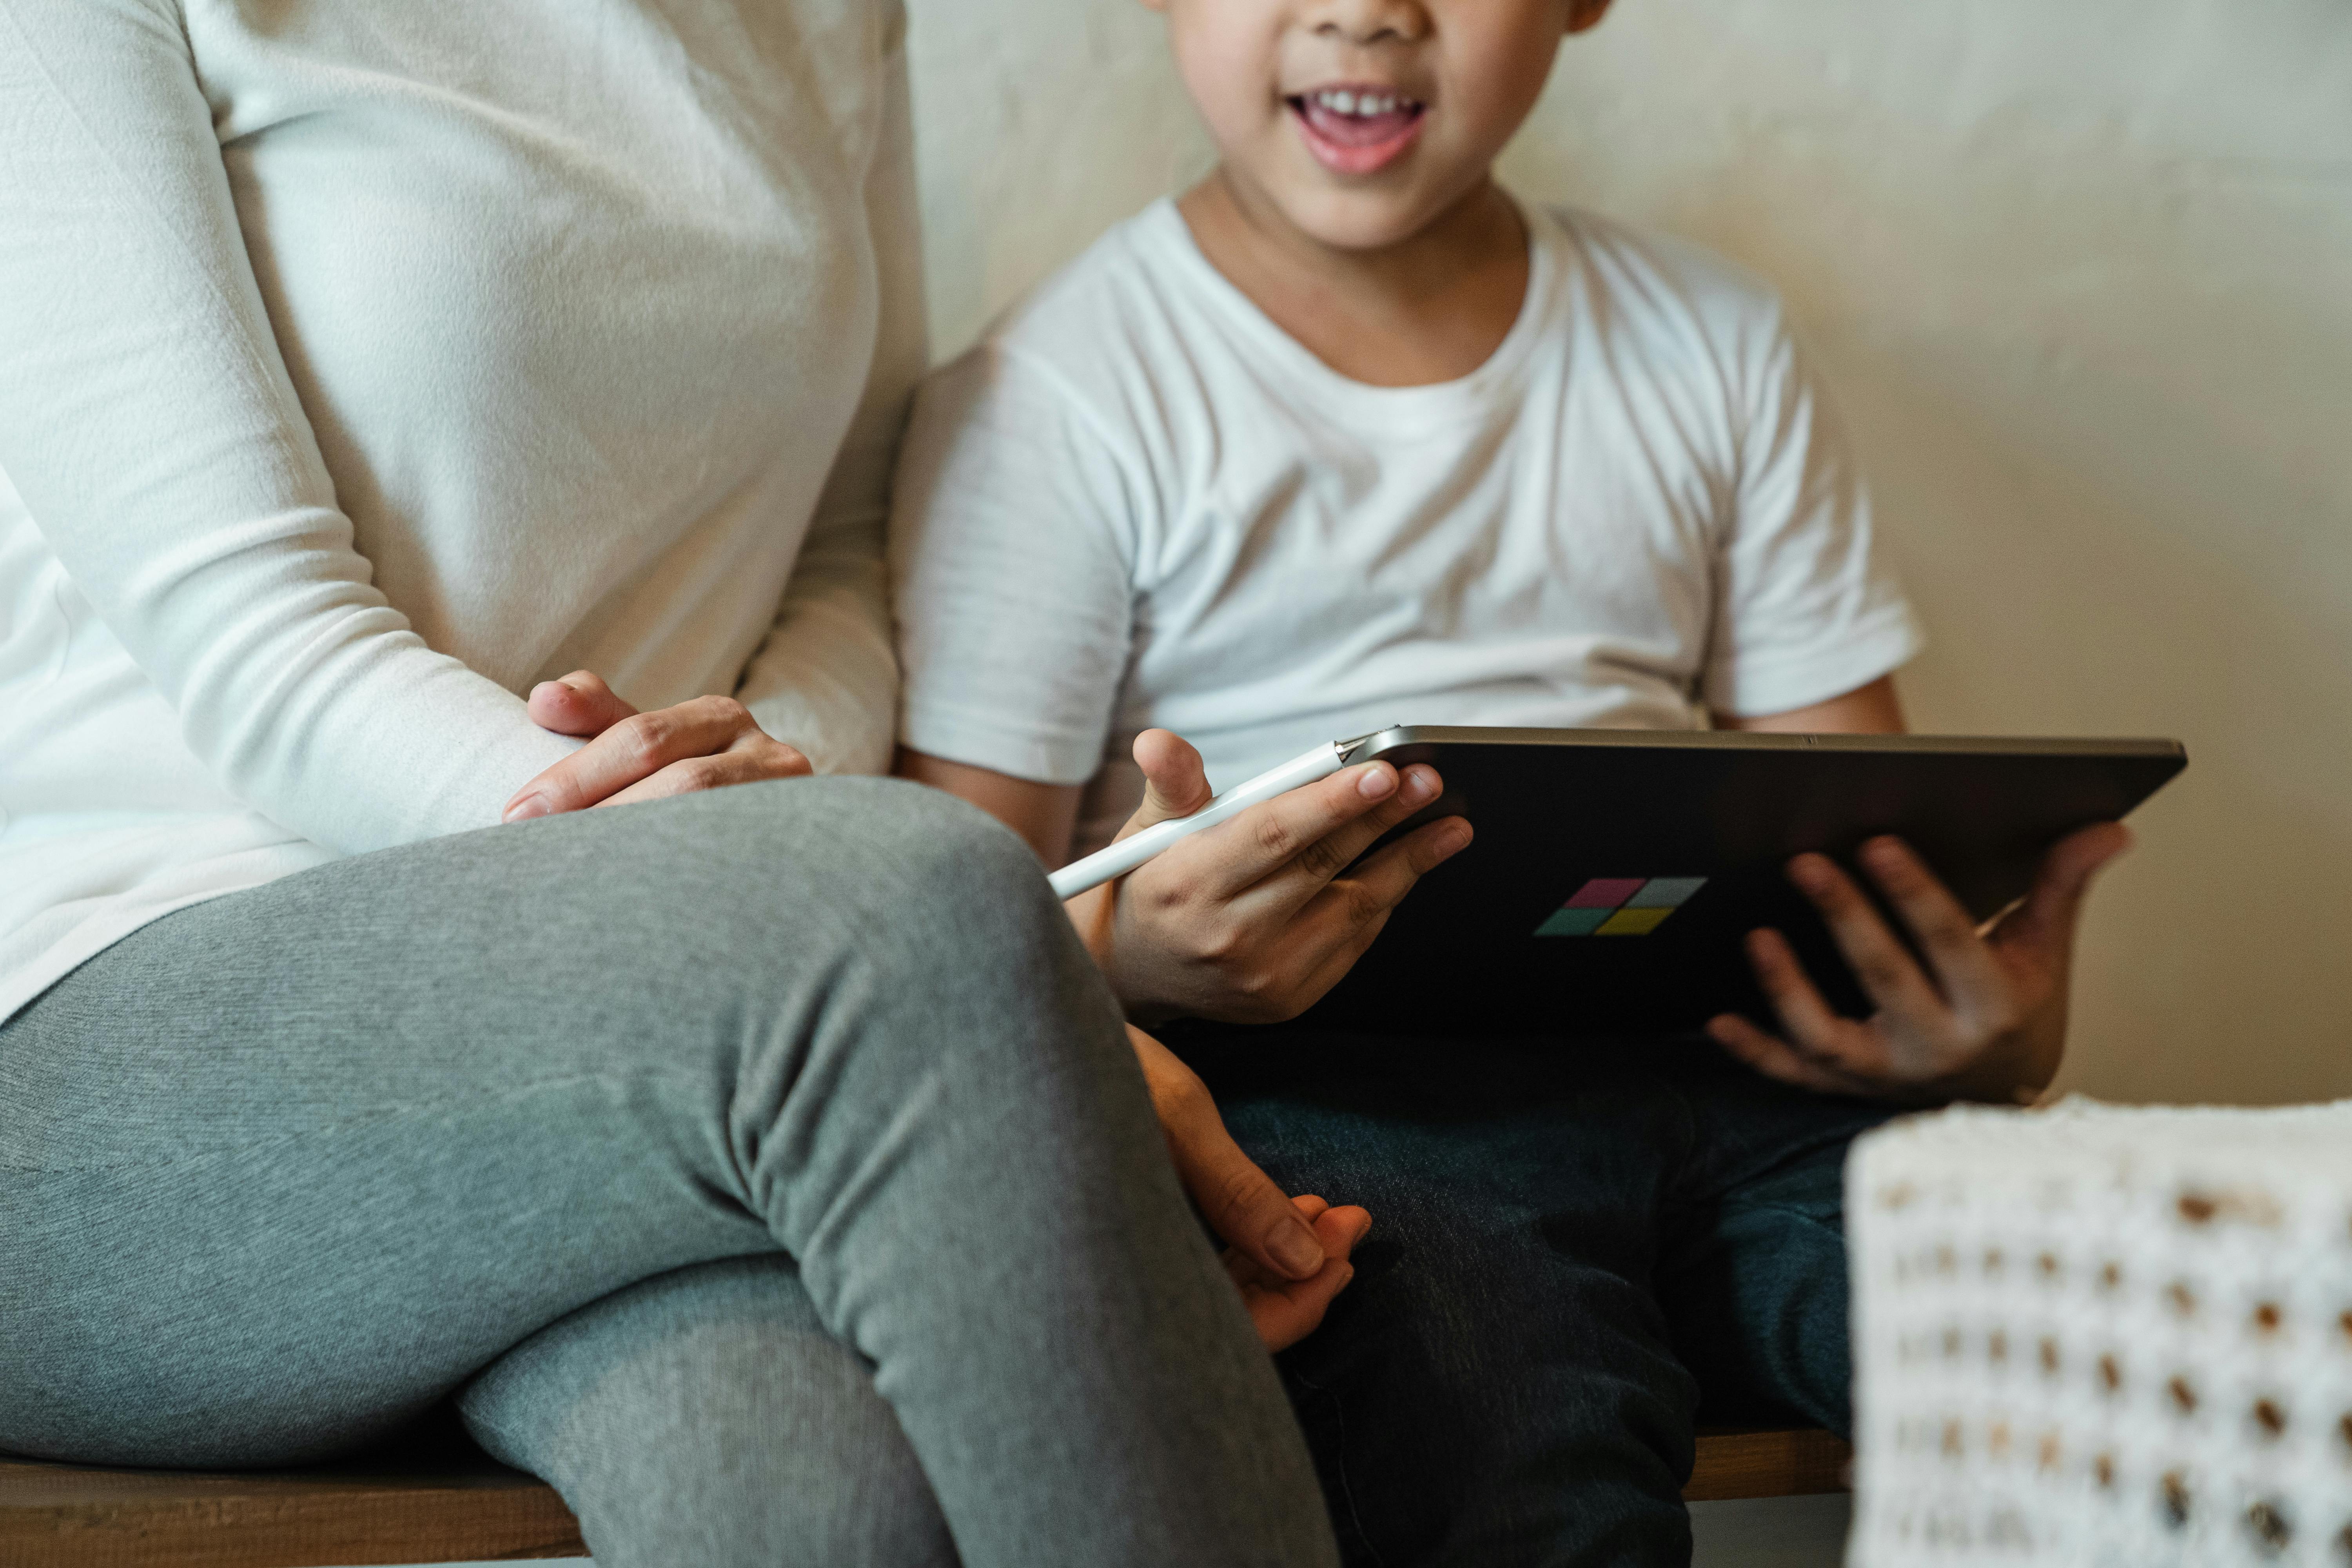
[1298,97,1420,148]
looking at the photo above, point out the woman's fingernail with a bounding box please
[1790,856,1833,892]
[1355,762,1397,800]
[1269,1216,1326,1278]
[1402,768,1438,806]
[504,795,546,822]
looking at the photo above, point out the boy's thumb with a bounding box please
[2012,821,2133,951]
[1122,728,1215,837]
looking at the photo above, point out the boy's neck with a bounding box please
[1177,168,1530,389]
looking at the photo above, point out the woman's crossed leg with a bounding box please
[0,779,1338,1568]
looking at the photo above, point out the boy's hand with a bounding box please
[1070,730,1474,1024]
[1128,1025,1370,1351]
[503,671,812,821]
[1706,824,2132,1105]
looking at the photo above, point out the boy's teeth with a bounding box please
[1310,89,1408,117]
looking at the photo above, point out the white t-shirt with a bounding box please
[0,0,921,1021]
[891,197,1924,857]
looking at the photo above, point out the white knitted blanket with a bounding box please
[1847,1096,2352,1567]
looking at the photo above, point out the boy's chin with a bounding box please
[1262,183,1455,254]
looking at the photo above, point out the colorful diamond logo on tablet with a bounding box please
[1532,877,1706,937]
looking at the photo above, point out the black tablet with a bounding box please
[1295,726,2186,1039]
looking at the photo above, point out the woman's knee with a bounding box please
[461,1256,955,1568]
[628,778,1073,977]
[722,779,1125,1062]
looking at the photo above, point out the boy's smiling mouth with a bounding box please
[1287,84,1428,176]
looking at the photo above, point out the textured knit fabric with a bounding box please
[0,0,922,1022]
[1847,1098,2352,1568]
[0,780,1342,1568]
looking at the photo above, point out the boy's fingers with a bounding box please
[1291,816,1475,960]
[1197,759,1445,900]
[1853,838,2008,1008]
[1199,761,1398,895]
[1742,926,1894,1078]
[1264,763,1451,911]
[1342,813,1475,911]
[1249,818,1475,1017]
[1707,1013,1879,1099]
[1784,855,1949,1024]
[525,670,637,737]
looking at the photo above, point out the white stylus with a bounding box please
[1047,729,1392,900]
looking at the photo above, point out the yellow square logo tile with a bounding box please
[1595,906,1676,937]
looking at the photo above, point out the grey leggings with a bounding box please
[0,780,1338,1568]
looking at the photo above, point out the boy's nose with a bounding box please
[1298,0,1430,49]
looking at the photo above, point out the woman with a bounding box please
[0,2,1361,1563]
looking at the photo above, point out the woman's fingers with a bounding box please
[505,695,784,820]
[1123,1025,1370,1352]
[524,670,637,738]
[1127,1027,1329,1281]
[595,738,812,809]
[1229,1200,1372,1352]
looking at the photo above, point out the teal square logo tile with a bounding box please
[1533,907,1613,937]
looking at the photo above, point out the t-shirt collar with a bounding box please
[1134,192,1563,436]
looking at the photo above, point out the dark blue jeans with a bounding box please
[1169,1027,1898,1568]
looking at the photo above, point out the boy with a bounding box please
[890,0,2125,1561]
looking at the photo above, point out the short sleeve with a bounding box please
[1700,315,1924,718]
[888,345,1143,786]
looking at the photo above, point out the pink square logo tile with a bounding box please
[1565,877,1648,910]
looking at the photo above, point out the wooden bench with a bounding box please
[0,1427,1849,1566]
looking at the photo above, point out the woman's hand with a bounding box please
[1706,824,2132,1105]
[502,671,812,821]
[1071,731,1474,1024]
[1128,1026,1370,1351]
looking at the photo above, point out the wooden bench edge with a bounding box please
[4,1425,1849,1564]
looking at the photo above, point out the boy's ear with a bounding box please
[1566,0,1614,33]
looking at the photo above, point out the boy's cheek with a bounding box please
[1166,14,1289,145]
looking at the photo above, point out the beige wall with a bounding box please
[904,0,2352,1106]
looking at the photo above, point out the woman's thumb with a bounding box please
[1185,1123,1327,1280]
[528,670,638,737]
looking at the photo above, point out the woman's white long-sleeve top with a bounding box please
[0,0,922,1021]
